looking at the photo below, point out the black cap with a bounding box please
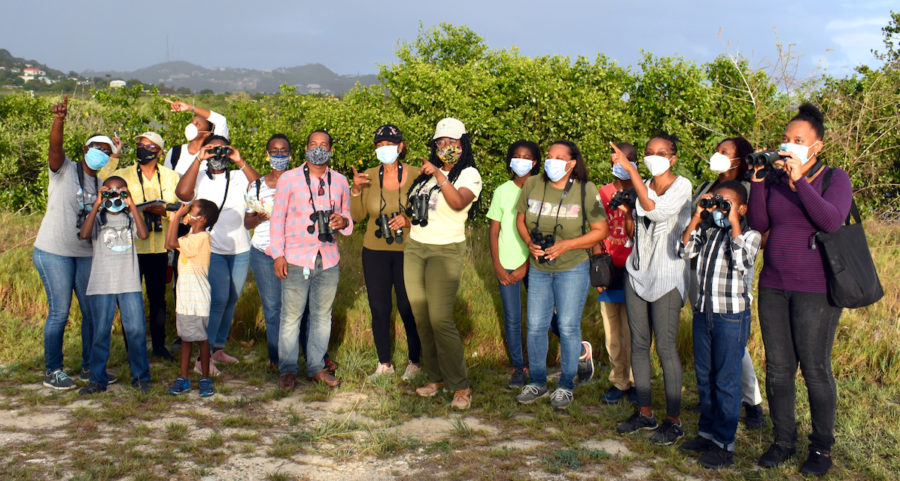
[374,124,403,144]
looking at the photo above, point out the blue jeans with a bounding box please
[207,251,250,351]
[526,261,589,391]
[250,247,281,365]
[89,292,151,387]
[33,248,94,373]
[499,269,527,369]
[693,309,751,451]
[278,256,340,377]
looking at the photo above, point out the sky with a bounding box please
[2,0,894,78]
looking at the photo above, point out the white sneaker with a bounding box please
[401,363,421,381]
[368,363,394,379]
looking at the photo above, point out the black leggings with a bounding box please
[138,252,169,352]
[362,247,420,364]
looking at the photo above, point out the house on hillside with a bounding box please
[20,67,46,82]
[109,80,126,88]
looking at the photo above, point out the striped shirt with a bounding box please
[681,227,761,313]
[269,163,353,269]
[625,176,692,303]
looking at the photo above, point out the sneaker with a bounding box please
[368,363,395,379]
[743,402,765,430]
[415,382,445,397]
[515,384,549,404]
[508,367,528,389]
[699,444,734,469]
[134,379,152,394]
[78,368,118,385]
[650,419,685,445]
[451,388,472,410]
[549,388,574,410]
[601,386,627,404]
[758,443,796,468]
[211,350,239,363]
[168,377,191,396]
[78,383,105,395]
[43,369,77,391]
[198,378,215,398]
[617,411,658,434]
[576,341,594,384]
[681,436,715,454]
[800,449,832,477]
[194,360,220,377]
[401,363,421,382]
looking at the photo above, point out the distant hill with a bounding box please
[82,60,379,94]
[0,48,68,77]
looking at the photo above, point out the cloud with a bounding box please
[822,15,889,69]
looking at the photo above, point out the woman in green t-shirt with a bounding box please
[514,140,609,410]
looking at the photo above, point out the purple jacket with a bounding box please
[747,167,853,293]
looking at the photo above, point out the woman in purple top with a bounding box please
[746,103,852,477]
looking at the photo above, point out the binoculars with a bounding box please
[308,210,335,243]
[698,194,731,213]
[406,193,430,227]
[608,188,636,210]
[530,229,555,265]
[374,212,404,245]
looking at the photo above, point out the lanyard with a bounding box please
[534,176,575,233]
[136,164,162,203]
[378,163,404,215]
[303,163,333,213]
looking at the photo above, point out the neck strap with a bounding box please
[378,163,404,215]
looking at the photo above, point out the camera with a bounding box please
[165,203,182,211]
[745,150,788,180]
[530,229,555,264]
[698,194,731,213]
[406,193,430,227]
[307,209,335,243]
[208,146,232,161]
[608,188,636,210]
[374,212,404,245]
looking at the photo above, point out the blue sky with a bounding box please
[2,0,894,77]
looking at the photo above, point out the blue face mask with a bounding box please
[544,158,571,182]
[84,148,110,170]
[268,154,290,171]
[712,209,730,229]
[509,158,533,177]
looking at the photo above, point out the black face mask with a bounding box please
[136,147,158,165]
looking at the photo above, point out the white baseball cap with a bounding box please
[85,135,118,155]
[135,131,165,151]
[432,117,466,140]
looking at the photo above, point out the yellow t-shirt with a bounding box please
[112,163,181,254]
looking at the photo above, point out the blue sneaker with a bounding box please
[601,386,627,403]
[198,377,214,397]
[168,377,190,396]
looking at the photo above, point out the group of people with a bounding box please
[34,95,851,476]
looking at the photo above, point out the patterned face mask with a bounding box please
[437,144,462,163]
[306,146,332,165]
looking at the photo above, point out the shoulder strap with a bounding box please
[818,167,859,226]
[581,181,593,257]
[170,144,183,167]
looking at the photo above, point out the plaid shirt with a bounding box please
[680,226,761,313]
[269,163,353,269]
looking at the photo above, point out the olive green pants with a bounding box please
[403,238,469,391]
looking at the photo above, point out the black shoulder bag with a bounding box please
[812,168,884,308]
[582,183,614,288]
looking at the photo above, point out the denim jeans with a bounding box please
[207,251,250,351]
[693,309,751,451]
[758,287,842,452]
[278,256,340,377]
[89,291,151,387]
[250,247,281,365]
[33,248,94,373]
[526,260,589,391]
[498,269,527,369]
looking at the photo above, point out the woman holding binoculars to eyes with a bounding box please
[349,124,422,381]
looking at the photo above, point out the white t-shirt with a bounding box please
[164,109,229,176]
[409,166,482,245]
[193,168,251,255]
[246,178,276,251]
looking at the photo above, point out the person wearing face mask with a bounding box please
[746,103,852,477]
[244,134,294,371]
[111,132,180,362]
[163,100,230,176]
[34,95,123,390]
[514,140,609,410]
[486,140,540,388]
[611,133,692,446]
[404,118,481,410]
[271,130,353,390]
[348,124,422,380]
[175,135,260,375]
[688,137,765,430]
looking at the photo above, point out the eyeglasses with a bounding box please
[435,138,459,147]
[88,143,113,155]
[137,142,160,151]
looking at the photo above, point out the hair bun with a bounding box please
[797,103,824,123]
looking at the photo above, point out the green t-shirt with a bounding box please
[486,180,529,270]
[515,175,607,272]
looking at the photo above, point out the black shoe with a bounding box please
[699,444,734,469]
[758,443,797,468]
[508,367,527,389]
[152,348,175,362]
[79,383,106,395]
[743,402,765,430]
[616,411,658,434]
[800,449,832,477]
[650,419,685,445]
[680,435,715,454]
[133,379,152,394]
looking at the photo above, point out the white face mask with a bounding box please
[185,123,199,142]
[781,141,819,165]
[544,158,571,182]
[509,158,534,177]
[375,145,400,165]
[643,155,671,177]
[709,152,738,174]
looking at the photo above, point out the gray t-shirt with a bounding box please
[86,212,142,295]
[33,158,98,257]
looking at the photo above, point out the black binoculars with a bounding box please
[530,229,555,264]
[308,210,335,243]
[406,193,430,227]
[699,194,731,213]
[375,212,404,245]
[608,188,636,210]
